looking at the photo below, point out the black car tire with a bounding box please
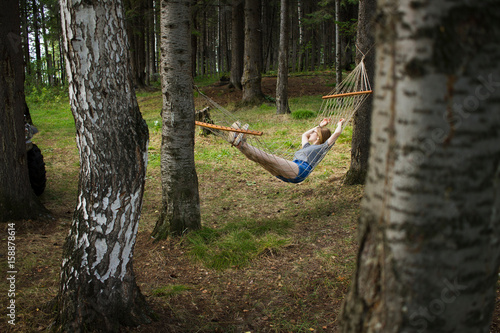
[27,144,47,196]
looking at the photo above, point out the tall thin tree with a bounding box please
[335,0,342,86]
[340,0,500,331]
[276,0,291,115]
[57,0,151,330]
[152,0,201,239]
[230,0,244,90]
[0,0,48,221]
[344,0,375,185]
[33,0,43,83]
[241,0,265,105]
[297,0,304,71]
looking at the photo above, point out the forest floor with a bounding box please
[1,74,499,332]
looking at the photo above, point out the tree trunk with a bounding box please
[343,0,375,185]
[191,2,198,77]
[340,1,500,331]
[241,0,265,105]
[41,5,55,86]
[276,0,290,115]
[0,0,48,222]
[57,0,151,330]
[230,0,244,90]
[59,37,66,85]
[152,0,201,239]
[297,0,304,72]
[33,0,43,84]
[335,0,342,86]
[20,0,30,78]
[149,0,157,79]
[124,0,147,88]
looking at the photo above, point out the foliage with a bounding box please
[291,109,317,120]
[26,85,68,104]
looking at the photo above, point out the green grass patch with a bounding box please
[289,95,324,112]
[291,109,316,120]
[187,218,293,270]
[151,284,191,297]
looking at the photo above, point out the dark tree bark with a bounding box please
[344,0,375,185]
[276,0,290,114]
[241,0,265,105]
[56,0,152,330]
[297,0,304,71]
[230,0,244,90]
[33,0,43,83]
[152,0,201,239]
[335,0,342,86]
[20,0,31,78]
[340,1,500,331]
[124,0,147,88]
[0,0,48,222]
[146,0,156,84]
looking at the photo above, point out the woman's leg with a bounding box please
[237,142,299,179]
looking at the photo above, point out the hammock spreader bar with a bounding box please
[322,90,373,99]
[195,121,264,136]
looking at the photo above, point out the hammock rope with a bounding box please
[195,58,372,180]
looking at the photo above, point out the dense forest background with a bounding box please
[22,0,359,90]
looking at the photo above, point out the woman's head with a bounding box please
[315,127,331,145]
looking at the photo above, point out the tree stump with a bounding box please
[195,106,215,136]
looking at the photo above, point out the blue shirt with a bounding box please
[293,141,334,169]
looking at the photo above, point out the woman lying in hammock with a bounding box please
[228,118,345,183]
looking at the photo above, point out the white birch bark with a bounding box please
[57,0,151,330]
[340,0,500,332]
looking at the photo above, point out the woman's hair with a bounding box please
[316,127,331,144]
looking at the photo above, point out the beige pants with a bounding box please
[238,142,299,179]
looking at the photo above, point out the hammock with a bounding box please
[195,58,372,180]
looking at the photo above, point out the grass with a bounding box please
[151,285,191,298]
[3,79,365,333]
[187,218,293,270]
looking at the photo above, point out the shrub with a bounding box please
[291,109,316,120]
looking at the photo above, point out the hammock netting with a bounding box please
[195,58,372,178]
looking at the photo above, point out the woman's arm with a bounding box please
[326,118,345,146]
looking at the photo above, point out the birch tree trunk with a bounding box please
[275,0,290,115]
[0,0,48,222]
[152,0,201,239]
[344,0,376,185]
[340,1,500,332]
[57,0,151,330]
[241,0,265,105]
